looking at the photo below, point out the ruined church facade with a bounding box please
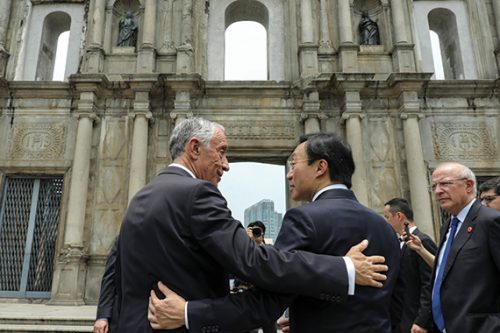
[0,0,498,304]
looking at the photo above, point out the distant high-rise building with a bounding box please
[244,199,283,242]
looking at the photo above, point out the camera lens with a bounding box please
[251,227,262,237]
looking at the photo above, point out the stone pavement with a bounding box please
[0,302,96,332]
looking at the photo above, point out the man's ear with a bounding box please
[316,159,328,177]
[187,138,201,159]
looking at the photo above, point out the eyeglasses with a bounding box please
[480,195,498,204]
[286,159,310,171]
[428,178,467,192]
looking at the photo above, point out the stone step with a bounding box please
[0,324,93,332]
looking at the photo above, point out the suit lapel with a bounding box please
[442,201,480,279]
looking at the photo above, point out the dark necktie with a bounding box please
[432,217,460,332]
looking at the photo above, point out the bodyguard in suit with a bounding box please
[430,162,500,333]
[116,118,387,333]
[148,132,400,333]
[93,236,118,333]
[383,198,436,333]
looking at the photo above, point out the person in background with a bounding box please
[478,176,500,211]
[383,198,436,333]
[429,162,500,333]
[93,237,119,333]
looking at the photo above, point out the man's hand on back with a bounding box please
[346,239,388,288]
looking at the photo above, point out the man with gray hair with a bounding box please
[115,117,388,332]
[429,162,500,333]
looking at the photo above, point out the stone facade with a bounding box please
[0,0,499,305]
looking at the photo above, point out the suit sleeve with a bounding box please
[414,235,437,329]
[96,236,118,320]
[190,182,348,299]
[187,288,292,333]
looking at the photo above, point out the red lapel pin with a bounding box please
[467,226,472,233]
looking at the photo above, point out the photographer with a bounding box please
[231,221,277,333]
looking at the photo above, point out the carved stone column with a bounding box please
[177,0,194,74]
[128,92,152,202]
[318,0,334,55]
[338,0,358,72]
[390,0,415,72]
[137,0,157,73]
[493,0,500,65]
[51,92,98,304]
[0,0,11,77]
[159,0,176,55]
[85,1,106,73]
[299,0,318,78]
[401,109,434,239]
[342,111,368,205]
[301,90,321,133]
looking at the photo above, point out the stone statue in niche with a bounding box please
[359,11,380,45]
[117,10,138,47]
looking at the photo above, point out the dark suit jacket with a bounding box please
[188,188,401,333]
[432,200,500,333]
[96,236,119,333]
[115,167,348,333]
[393,228,436,332]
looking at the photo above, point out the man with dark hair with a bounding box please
[148,132,400,333]
[383,198,436,333]
[478,176,500,211]
[116,120,388,333]
[246,220,266,245]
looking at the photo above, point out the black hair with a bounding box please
[247,220,266,233]
[384,197,414,222]
[299,133,355,188]
[478,176,500,195]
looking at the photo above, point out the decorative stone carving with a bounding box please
[432,122,495,160]
[224,120,297,140]
[10,123,65,159]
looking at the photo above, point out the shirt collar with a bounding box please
[312,184,348,202]
[169,163,196,179]
[455,198,476,223]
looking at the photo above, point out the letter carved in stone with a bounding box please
[432,122,495,160]
[10,123,65,159]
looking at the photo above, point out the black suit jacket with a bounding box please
[96,236,119,333]
[115,167,348,333]
[393,228,436,332]
[432,200,500,333]
[188,189,401,333]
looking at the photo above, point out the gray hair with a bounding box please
[168,117,225,159]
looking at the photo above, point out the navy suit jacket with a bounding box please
[188,188,400,333]
[432,200,500,333]
[115,167,348,333]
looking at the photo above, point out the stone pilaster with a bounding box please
[399,100,434,239]
[390,0,415,72]
[301,90,322,134]
[137,0,157,73]
[177,0,194,74]
[338,0,358,72]
[0,0,11,77]
[342,111,368,206]
[159,0,176,55]
[128,92,152,202]
[51,92,98,304]
[493,0,500,67]
[318,0,334,55]
[299,0,318,78]
[85,0,106,73]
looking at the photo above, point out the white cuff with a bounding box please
[185,301,189,329]
[343,256,355,295]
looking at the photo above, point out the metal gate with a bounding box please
[0,176,63,298]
